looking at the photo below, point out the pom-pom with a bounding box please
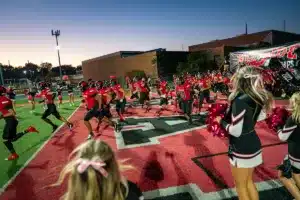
[206,103,229,138]
[62,75,69,81]
[265,107,290,132]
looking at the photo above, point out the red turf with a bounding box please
[0,99,290,200]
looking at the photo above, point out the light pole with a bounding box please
[51,30,62,81]
[0,63,4,85]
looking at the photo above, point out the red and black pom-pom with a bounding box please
[206,103,229,138]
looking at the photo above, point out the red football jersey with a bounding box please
[0,96,13,115]
[83,88,98,109]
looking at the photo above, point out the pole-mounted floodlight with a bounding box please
[51,29,62,80]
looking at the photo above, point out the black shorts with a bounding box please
[130,92,139,99]
[2,117,18,140]
[199,89,213,104]
[84,108,101,121]
[292,166,300,174]
[116,99,126,112]
[42,104,61,119]
[98,106,112,119]
[181,100,192,115]
[160,97,168,106]
[139,92,150,104]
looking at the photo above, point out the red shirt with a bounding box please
[83,88,98,109]
[132,82,139,92]
[111,84,124,99]
[198,78,210,90]
[215,73,223,82]
[41,88,54,104]
[159,81,168,96]
[98,88,109,105]
[0,96,13,115]
[138,81,149,93]
[169,90,176,98]
[223,77,230,85]
[176,83,191,101]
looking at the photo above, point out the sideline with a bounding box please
[0,105,81,195]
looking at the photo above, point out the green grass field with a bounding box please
[0,101,80,189]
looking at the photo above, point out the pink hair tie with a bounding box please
[76,158,108,177]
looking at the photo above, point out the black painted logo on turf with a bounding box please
[116,115,207,149]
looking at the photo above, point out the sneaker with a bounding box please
[68,123,73,130]
[6,153,19,161]
[26,126,39,133]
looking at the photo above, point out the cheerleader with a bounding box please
[67,83,75,106]
[57,86,63,108]
[215,66,273,200]
[28,86,37,113]
[277,92,300,199]
[52,140,144,200]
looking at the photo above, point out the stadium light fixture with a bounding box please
[51,29,62,80]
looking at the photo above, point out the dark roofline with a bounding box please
[82,52,121,63]
[82,48,167,64]
[230,40,300,54]
[189,29,300,48]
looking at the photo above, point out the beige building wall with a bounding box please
[82,51,158,81]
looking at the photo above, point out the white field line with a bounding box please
[0,106,81,195]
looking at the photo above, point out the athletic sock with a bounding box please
[4,141,16,154]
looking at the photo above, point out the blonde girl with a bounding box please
[53,139,144,200]
[277,92,300,199]
[215,66,273,200]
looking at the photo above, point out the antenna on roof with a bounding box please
[283,20,286,32]
[245,22,248,35]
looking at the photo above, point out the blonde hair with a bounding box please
[290,92,300,124]
[52,140,133,200]
[229,66,273,111]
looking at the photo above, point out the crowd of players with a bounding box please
[2,67,300,200]
[77,71,232,139]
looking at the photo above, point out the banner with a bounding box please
[230,42,300,86]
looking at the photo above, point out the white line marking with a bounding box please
[0,106,81,195]
[143,179,282,200]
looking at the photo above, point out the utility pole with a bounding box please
[51,30,62,80]
[8,60,10,66]
[245,22,248,35]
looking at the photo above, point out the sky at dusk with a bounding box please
[1,0,299,67]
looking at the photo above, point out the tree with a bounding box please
[176,62,189,74]
[151,57,157,66]
[76,65,82,71]
[51,65,76,76]
[40,62,52,71]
